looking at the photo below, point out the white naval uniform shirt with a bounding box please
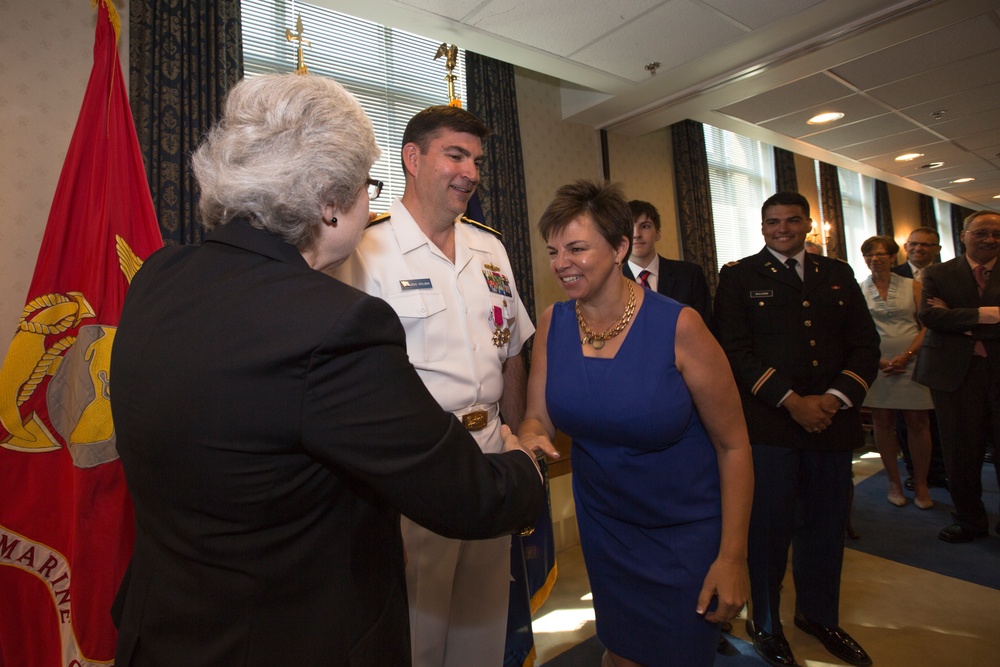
[334,199,534,453]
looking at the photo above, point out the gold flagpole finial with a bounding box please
[285,14,312,75]
[433,44,461,108]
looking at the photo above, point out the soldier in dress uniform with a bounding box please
[713,191,879,667]
[334,105,534,667]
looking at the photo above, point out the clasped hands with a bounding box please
[784,392,839,434]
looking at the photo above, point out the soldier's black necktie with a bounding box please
[785,257,802,285]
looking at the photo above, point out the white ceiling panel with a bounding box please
[702,0,824,30]
[718,74,855,124]
[835,128,943,161]
[464,0,665,59]
[866,49,1000,110]
[932,107,1000,140]
[830,14,1000,90]
[761,94,890,138]
[571,0,747,82]
[805,114,926,151]
[323,0,1000,206]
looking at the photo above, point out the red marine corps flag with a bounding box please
[0,1,162,664]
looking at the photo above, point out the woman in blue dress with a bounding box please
[521,180,754,667]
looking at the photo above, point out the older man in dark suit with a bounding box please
[714,192,879,667]
[913,210,1000,543]
[892,227,949,490]
[624,200,713,326]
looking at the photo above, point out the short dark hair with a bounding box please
[907,226,940,243]
[762,191,810,219]
[861,235,899,256]
[627,200,661,231]
[538,180,632,257]
[401,106,490,174]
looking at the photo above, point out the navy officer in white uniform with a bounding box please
[335,105,534,667]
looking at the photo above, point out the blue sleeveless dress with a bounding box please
[547,294,722,666]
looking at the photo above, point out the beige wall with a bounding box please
[0,0,129,343]
[607,128,679,260]
[514,68,604,317]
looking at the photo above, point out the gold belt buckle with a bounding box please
[462,409,488,431]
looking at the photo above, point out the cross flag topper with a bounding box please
[285,14,311,75]
[434,43,462,108]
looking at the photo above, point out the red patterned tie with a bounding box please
[638,270,651,288]
[974,264,988,357]
[974,264,987,295]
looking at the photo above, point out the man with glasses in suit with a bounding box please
[913,210,1000,543]
[893,227,950,491]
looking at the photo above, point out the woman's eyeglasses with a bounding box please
[366,178,383,201]
[863,252,891,260]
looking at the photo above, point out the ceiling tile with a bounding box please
[902,81,1000,127]
[702,0,823,29]
[465,0,664,58]
[572,0,746,82]
[932,106,1000,141]
[866,49,1000,109]
[834,128,941,160]
[805,113,924,150]
[717,73,853,124]
[760,94,888,138]
[955,127,1000,151]
[830,14,1000,90]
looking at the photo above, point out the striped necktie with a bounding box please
[637,270,651,288]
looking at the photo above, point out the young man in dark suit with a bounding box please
[624,200,713,325]
[913,210,1000,543]
[713,192,879,667]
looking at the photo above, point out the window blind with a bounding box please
[241,0,466,212]
[704,124,775,269]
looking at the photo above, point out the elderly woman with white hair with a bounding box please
[109,73,543,666]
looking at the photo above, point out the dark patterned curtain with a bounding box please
[465,51,536,323]
[818,162,847,260]
[671,120,719,292]
[919,193,937,231]
[874,179,893,237]
[130,1,243,245]
[773,147,798,192]
[951,203,976,258]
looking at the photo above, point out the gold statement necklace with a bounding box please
[576,279,636,350]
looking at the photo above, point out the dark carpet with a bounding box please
[846,460,1000,589]
[540,634,768,666]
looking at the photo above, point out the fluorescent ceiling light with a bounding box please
[950,177,975,183]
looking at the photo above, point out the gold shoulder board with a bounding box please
[366,212,391,228]
[460,216,502,239]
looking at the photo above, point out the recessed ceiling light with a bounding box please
[920,162,944,169]
[808,112,845,124]
[895,153,924,162]
[950,177,975,184]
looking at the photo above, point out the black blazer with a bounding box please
[623,255,712,326]
[110,219,543,666]
[713,248,879,451]
[892,263,915,279]
[913,257,1000,392]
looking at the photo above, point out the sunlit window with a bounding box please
[241,0,466,212]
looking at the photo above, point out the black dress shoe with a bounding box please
[793,614,871,666]
[904,477,915,490]
[939,523,988,543]
[746,619,798,666]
